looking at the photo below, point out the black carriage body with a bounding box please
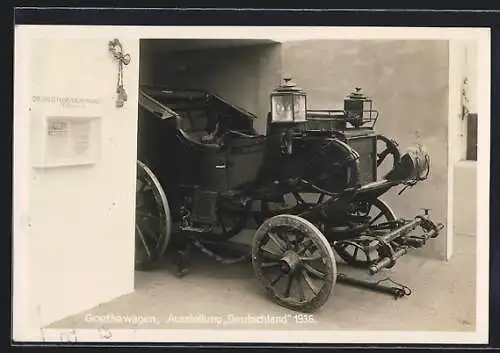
[344,130,377,185]
[137,86,268,222]
[138,85,433,224]
[137,86,400,225]
[138,87,263,183]
[287,129,378,189]
[135,84,444,312]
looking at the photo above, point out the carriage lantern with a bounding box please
[270,77,307,123]
[344,87,373,128]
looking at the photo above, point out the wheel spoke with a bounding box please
[260,261,280,268]
[267,232,287,252]
[284,274,294,298]
[353,246,359,259]
[276,229,296,248]
[136,224,152,259]
[317,193,325,204]
[370,211,384,225]
[337,242,348,250]
[303,263,327,279]
[141,220,162,251]
[301,269,320,296]
[293,192,306,205]
[137,180,151,193]
[297,239,315,255]
[139,218,156,238]
[296,272,306,302]
[136,179,145,192]
[270,272,284,286]
[299,254,322,262]
[137,211,161,221]
[294,233,304,249]
[260,247,283,260]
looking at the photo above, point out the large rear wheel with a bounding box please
[135,160,172,271]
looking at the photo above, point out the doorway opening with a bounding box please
[134,39,282,286]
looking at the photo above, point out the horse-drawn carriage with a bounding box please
[134,78,444,313]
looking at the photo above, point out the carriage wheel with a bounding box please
[376,135,401,171]
[135,160,172,271]
[333,198,397,268]
[252,214,337,312]
[206,198,251,241]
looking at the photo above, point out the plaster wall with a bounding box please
[14,36,139,337]
[452,39,478,238]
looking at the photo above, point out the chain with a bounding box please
[189,235,251,265]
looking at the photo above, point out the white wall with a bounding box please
[459,40,479,160]
[453,161,477,237]
[453,40,478,238]
[13,33,139,339]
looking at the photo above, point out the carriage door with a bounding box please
[14,29,140,336]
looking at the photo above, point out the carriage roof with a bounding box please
[139,85,258,122]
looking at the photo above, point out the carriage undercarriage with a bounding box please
[134,83,444,313]
[135,158,444,313]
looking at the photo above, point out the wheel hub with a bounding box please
[280,250,300,273]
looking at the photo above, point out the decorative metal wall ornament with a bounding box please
[108,39,131,108]
[461,77,470,121]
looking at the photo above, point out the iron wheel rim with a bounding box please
[135,160,171,271]
[334,198,398,268]
[252,214,336,313]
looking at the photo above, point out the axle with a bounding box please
[367,218,444,275]
[365,218,422,251]
[369,248,407,275]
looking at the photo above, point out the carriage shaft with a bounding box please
[336,273,407,298]
[366,218,422,251]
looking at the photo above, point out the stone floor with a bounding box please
[48,233,476,333]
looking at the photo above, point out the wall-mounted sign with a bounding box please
[31,115,101,168]
[32,95,102,109]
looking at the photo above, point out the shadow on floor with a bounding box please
[47,234,477,333]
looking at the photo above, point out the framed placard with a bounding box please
[32,115,101,168]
